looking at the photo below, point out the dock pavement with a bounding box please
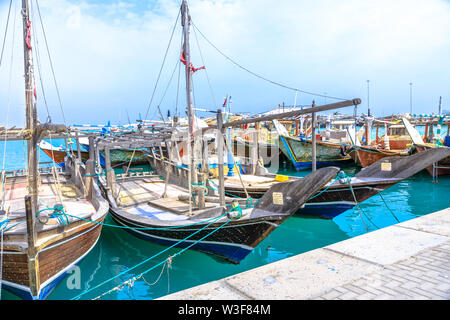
[159,207,450,300]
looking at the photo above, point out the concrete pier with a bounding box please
[159,207,450,300]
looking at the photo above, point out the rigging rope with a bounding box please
[143,7,181,122]
[92,218,231,300]
[191,21,348,102]
[0,0,13,71]
[192,24,217,109]
[35,0,67,125]
[71,211,229,300]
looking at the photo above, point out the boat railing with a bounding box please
[3,166,64,178]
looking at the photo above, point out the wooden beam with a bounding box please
[25,195,40,298]
[222,98,361,128]
[216,110,225,207]
[311,111,317,172]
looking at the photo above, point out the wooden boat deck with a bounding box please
[221,175,279,188]
[115,178,217,218]
[1,175,97,240]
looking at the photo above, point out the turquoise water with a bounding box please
[1,132,449,300]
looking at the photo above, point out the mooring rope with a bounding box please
[71,212,230,300]
[92,218,231,300]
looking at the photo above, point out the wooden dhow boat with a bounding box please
[402,117,450,177]
[0,1,108,300]
[350,119,412,168]
[273,120,353,170]
[200,148,450,219]
[39,140,89,168]
[101,155,339,263]
[98,0,342,264]
[79,137,148,167]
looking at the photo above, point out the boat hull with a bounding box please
[41,148,89,167]
[100,149,148,166]
[415,145,450,176]
[109,208,283,264]
[224,181,394,219]
[278,136,352,170]
[1,220,104,300]
[232,139,280,166]
[354,146,408,168]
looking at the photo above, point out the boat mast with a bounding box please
[22,0,40,297]
[181,0,202,208]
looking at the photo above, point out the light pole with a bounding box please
[366,80,370,116]
[409,82,413,114]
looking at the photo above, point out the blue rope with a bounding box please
[71,211,229,300]
[61,210,229,231]
[95,218,233,300]
[0,218,10,232]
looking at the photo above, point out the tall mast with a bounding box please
[22,0,39,222]
[181,0,194,148]
[22,0,40,297]
[181,0,201,208]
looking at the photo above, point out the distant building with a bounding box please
[443,109,450,115]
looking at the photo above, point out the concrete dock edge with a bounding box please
[158,207,450,300]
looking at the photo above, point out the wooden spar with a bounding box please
[216,110,225,206]
[22,0,40,297]
[364,122,369,146]
[181,0,199,207]
[25,195,40,298]
[376,122,379,145]
[85,136,95,198]
[251,131,258,175]
[22,0,39,223]
[311,110,317,172]
[104,147,116,198]
[212,98,361,129]
[75,131,81,160]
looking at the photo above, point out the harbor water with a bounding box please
[1,129,449,300]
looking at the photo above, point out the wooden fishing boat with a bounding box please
[100,158,339,263]
[207,148,450,219]
[401,117,450,176]
[351,120,412,168]
[232,137,280,167]
[277,134,352,170]
[39,140,89,167]
[273,119,352,170]
[414,144,450,176]
[352,145,410,168]
[0,1,109,300]
[79,137,148,166]
[97,0,343,264]
[0,157,109,300]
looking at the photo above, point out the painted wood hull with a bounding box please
[278,135,352,170]
[232,139,280,166]
[224,180,395,219]
[1,159,109,300]
[41,148,89,167]
[109,207,283,264]
[81,143,148,166]
[354,146,408,168]
[1,220,104,300]
[415,145,450,176]
[99,148,148,166]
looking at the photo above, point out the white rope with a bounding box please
[0,0,17,210]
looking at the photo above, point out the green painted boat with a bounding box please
[278,134,352,170]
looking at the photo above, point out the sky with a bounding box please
[0,0,449,127]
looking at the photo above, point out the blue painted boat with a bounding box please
[103,167,340,264]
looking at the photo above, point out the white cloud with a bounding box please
[0,0,449,126]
